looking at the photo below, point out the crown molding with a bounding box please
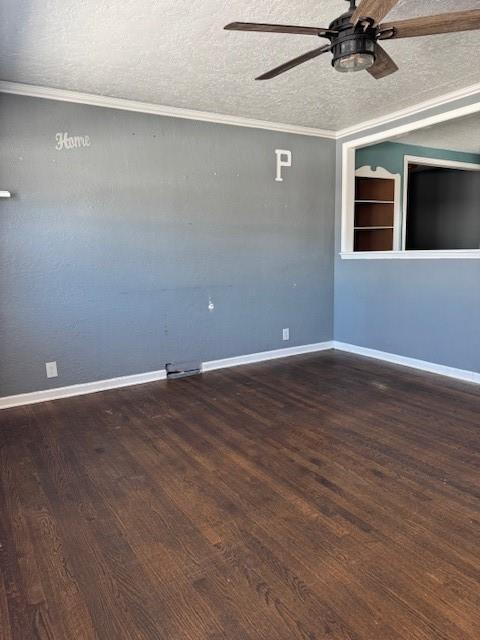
[1,80,479,143]
[0,81,336,140]
[336,82,480,140]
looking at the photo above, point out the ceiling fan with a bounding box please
[224,0,480,80]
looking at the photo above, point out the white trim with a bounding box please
[333,342,480,385]
[355,165,398,180]
[402,155,480,250]
[336,82,480,139]
[340,250,480,259]
[0,81,336,140]
[202,341,334,372]
[401,155,409,250]
[0,342,334,410]
[0,369,167,410]
[340,101,480,255]
[2,340,478,409]
[342,145,357,252]
[1,81,479,141]
[343,102,480,151]
[402,156,480,172]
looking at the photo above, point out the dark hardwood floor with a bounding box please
[1,350,479,640]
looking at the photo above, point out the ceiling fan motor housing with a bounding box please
[329,9,377,68]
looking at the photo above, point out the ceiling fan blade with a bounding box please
[380,9,480,39]
[367,43,398,79]
[256,44,331,80]
[352,0,400,25]
[224,22,335,38]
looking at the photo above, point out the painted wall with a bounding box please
[334,97,480,374]
[0,93,335,397]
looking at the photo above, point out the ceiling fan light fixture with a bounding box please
[331,33,376,73]
[334,51,375,72]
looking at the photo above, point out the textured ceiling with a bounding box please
[1,0,479,130]
[393,112,480,154]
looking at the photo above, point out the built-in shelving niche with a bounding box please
[354,166,400,252]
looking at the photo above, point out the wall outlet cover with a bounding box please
[45,361,58,378]
[283,328,290,341]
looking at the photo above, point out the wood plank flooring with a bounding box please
[0,350,479,640]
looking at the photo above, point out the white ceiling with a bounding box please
[1,0,479,131]
[393,112,480,154]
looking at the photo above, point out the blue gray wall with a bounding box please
[335,97,480,373]
[0,93,336,397]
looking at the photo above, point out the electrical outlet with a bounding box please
[282,328,290,341]
[45,361,58,378]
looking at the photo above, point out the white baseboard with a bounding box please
[333,342,480,385]
[0,342,334,410]
[0,369,167,410]
[202,341,334,372]
[4,339,476,410]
